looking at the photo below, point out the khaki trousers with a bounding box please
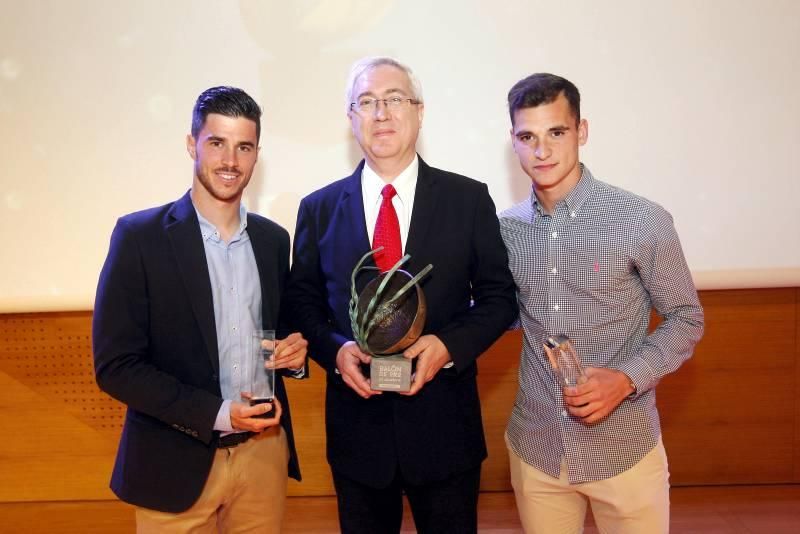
[508,436,670,534]
[136,426,289,534]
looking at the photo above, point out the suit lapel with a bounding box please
[343,158,439,272]
[405,158,438,272]
[246,216,276,329]
[340,161,373,261]
[166,192,220,374]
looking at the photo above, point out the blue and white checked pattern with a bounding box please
[499,165,704,484]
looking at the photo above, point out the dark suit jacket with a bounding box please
[93,191,301,513]
[286,158,517,488]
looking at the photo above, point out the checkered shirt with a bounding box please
[499,165,704,483]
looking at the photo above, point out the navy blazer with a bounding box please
[287,158,517,488]
[93,191,301,513]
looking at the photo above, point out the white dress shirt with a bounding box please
[359,155,454,369]
[361,155,418,251]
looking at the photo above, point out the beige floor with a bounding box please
[1,486,798,533]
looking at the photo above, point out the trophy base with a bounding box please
[370,355,412,392]
[249,397,275,418]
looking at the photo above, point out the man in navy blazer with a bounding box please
[287,57,517,533]
[93,86,307,532]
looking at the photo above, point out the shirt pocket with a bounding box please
[562,227,630,297]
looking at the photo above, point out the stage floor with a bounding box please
[1,485,798,533]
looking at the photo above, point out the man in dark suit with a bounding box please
[286,57,517,534]
[93,86,307,532]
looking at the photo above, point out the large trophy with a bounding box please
[349,248,432,392]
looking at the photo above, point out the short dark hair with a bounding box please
[507,73,581,126]
[191,86,262,142]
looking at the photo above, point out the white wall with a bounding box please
[1,0,798,312]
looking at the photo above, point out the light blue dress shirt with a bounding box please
[194,204,261,433]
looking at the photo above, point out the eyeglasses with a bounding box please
[350,97,420,114]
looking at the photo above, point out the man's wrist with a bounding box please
[623,373,637,396]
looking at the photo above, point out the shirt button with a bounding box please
[570,211,576,218]
[551,267,557,274]
[551,231,558,239]
[562,410,568,418]
[553,304,560,311]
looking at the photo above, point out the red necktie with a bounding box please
[372,184,402,272]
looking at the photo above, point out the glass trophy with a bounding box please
[249,329,276,418]
[543,334,587,387]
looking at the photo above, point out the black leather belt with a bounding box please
[217,431,254,449]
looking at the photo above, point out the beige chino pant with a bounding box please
[508,436,670,534]
[136,425,289,534]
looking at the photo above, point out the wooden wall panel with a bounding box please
[0,313,119,501]
[795,288,800,482]
[1,287,798,503]
[284,360,332,495]
[476,330,522,491]
[659,289,797,484]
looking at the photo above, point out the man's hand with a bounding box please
[269,332,308,370]
[401,334,451,396]
[230,396,283,432]
[336,341,380,399]
[563,368,635,424]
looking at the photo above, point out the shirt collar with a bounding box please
[530,163,595,217]
[194,202,248,243]
[362,155,419,206]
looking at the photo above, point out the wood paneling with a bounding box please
[1,287,798,503]
[659,289,797,484]
[284,359,332,495]
[476,330,522,491]
[0,313,119,501]
[795,288,800,482]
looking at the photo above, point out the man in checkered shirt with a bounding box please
[499,73,704,533]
